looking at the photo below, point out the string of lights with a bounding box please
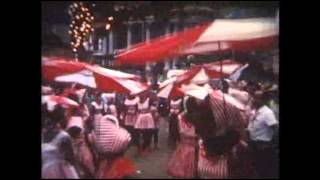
[68,2,95,55]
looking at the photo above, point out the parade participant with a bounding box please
[123,94,139,148]
[198,130,253,179]
[150,99,160,149]
[168,97,183,148]
[247,93,279,178]
[103,93,118,117]
[66,108,95,178]
[90,92,104,123]
[176,94,252,179]
[42,105,79,179]
[167,96,199,178]
[134,92,155,155]
[91,114,136,179]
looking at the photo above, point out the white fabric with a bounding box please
[248,105,278,141]
[191,68,209,84]
[167,69,186,79]
[181,83,212,100]
[183,41,231,54]
[124,97,139,105]
[118,78,148,95]
[206,64,241,75]
[197,18,278,43]
[92,66,137,79]
[55,70,97,88]
[138,98,150,110]
[159,77,177,88]
[229,63,249,81]
[157,84,174,98]
[228,88,250,105]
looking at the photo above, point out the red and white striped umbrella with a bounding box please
[157,83,184,99]
[42,59,149,95]
[42,59,88,81]
[42,95,80,111]
[176,59,243,85]
[157,60,243,99]
[115,17,278,65]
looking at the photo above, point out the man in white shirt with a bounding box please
[247,94,278,178]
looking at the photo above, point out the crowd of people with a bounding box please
[41,77,279,179]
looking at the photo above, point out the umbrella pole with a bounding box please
[218,41,227,126]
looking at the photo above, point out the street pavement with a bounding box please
[124,117,175,179]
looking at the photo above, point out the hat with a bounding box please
[94,115,131,154]
[67,116,84,132]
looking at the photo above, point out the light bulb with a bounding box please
[106,23,111,30]
[108,16,114,21]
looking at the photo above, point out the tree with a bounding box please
[68,2,95,59]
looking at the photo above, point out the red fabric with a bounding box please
[170,86,185,99]
[115,18,278,65]
[94,72,131,94]
[42,59,149,94]
[180,114,193,129]
[175,59,241,85]
[42,60,87,81]
[115,23,211,66]
[99,157,137,179]
[230,35,278,52]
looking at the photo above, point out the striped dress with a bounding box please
[167,113,198,178]
[209,92,246,139]
[198,140,253,179]
[198,140,228,179]
[134,98,155,129]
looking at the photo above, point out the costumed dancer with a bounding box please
[150,99,160,149]
[168,97,183,148]
[134,93,155,155]
[123,94,139,148]
[92,114,136,179]
[167,96,199,178]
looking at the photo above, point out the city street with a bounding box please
[42,2,279,179]
[124,118,174,179]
